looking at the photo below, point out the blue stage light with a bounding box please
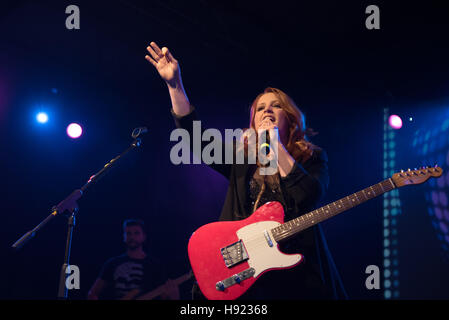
[36,112,48,123]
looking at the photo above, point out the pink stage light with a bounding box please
[388,115,403,129]
[67,123,82,139]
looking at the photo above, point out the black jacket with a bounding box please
[173,107,347,299]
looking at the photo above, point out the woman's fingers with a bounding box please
[146,42,177,66]
[146,44,160,61]
[150,41,163,57]
[145,54,157,67]
[258,119,275,131]
[162,47,176,63]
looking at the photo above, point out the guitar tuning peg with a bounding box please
[434,164,439,168]
[400,169,404,173]
[407,168,411,171]
[414,168,417,171]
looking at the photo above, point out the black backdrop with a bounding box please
[1,0,448,300]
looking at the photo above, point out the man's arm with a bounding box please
[160,279,180,300]
[87,278,107,300]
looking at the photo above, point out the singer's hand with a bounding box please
[257,118,280,164]
[257,119,295,177]
[145,41,190,117]
[145,41,181,88]
[258,119,281,144]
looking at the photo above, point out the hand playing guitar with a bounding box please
[160,278,180,300]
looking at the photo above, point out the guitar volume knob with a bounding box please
[216,281,225,291]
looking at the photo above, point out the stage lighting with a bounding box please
[67,123,82,139]
[388,115,403,129]
[383,108,402,299]
[36,112,48,123]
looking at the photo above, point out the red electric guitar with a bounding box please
[188,166,443,300]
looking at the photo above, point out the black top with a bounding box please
[173,107,347,300]
[245,166,287,215]
[99,254,167,299]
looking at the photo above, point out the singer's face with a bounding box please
[253,93,289,141]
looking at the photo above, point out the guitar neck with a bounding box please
[271,178,396,242]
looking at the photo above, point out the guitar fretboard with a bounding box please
[271,178,396,242]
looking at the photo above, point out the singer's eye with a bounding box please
[273,104,281,109]
[256,106,264,112]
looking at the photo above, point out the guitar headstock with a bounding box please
[392,165,443,188]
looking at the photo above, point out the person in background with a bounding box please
[88,219,179,300]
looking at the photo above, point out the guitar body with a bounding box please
[188,201,303,300]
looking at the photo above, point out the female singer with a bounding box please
[145,41,347,299]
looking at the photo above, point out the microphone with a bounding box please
[132,127,148,139]
[259,130,271,155]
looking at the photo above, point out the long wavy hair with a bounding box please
[247,87,320,213]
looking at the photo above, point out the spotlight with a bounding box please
[36,112,48,124]
[388,115,402,130]
[67,123,82,139]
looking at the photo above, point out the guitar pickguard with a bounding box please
[236,221,302,278]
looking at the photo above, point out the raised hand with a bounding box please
[145,41,180,88]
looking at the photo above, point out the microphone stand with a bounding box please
[11,127,147,299]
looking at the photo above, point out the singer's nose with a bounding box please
[263,105,274,113]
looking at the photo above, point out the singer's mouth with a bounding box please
[262,115,276,122]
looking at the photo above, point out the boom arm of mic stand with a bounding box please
[11,190,82,250]
[11,137,142,250]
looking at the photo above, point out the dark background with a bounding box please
[0,0,448,300]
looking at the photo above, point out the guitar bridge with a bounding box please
[216,268,255,291]
[220,240,248,268]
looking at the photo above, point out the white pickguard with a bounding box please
[236,221,302,278]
